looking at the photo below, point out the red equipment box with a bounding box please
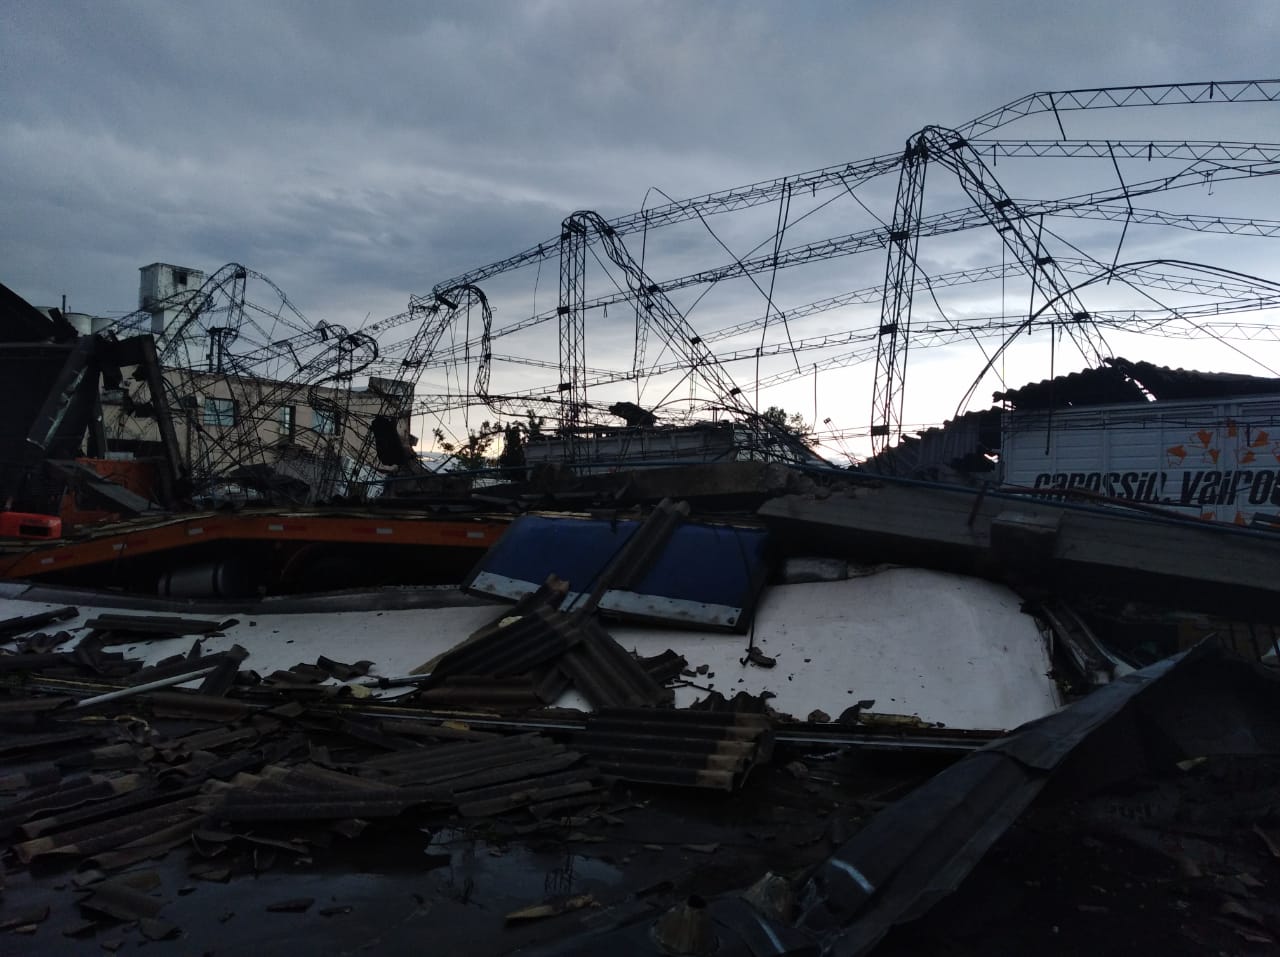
[0,512,62,539]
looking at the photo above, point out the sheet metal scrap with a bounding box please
[0,652,626,955]
[0,605,78,639]
[82,614,232,637]
[0,639,136,679]
[413,501,731,717]
[0,772,147,839]
[0,658,258,874]
[637,648,688,685]
[422,571,677,712]
[557,620,673,709]
[215,785,440,822]
[794,642,1280,957]
[1031,598,1120,687]
[353,731,603,817]
[115,645,247,689]
[194,727,605,825]
[417,672,568,712]
[15,794,204,864]
[427,603,584,685]
[576,708,774,791]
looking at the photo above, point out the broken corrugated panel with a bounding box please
[357,733,576,790]
[1033,599,1123,686]
[374,717,500,743]
[795,642,1280,957]
[576,708,773,791]
[14,794,203,863]
[11,629,73,655]
[456,766,601,817]
[354,732,600,813]
[215,787,445,822]
[0,696,73,716]
[0,727,108,756]
[83,614,231,636]
[145,691,260,721]
[466,513,770,632]
[212,732,596,822]
[0,605,77,638]
[425,605,585,686]
[637,648,688,685]
[16,785,178,843]
[354,731,548,776]
[417,675,559,712]
[79,876,167,921]
[433,749,584,795]
[574,498,689,614]
[0,773,146,838]
[556,620,673,709]
[420,580,677,711]
[116,645,246,689]
[0,643,135,678]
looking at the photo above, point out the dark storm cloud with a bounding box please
[1,0,1277,358]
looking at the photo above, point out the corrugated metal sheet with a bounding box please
[576,708,773,791]
[421,594,677,712]
[1111,357,1280,401]
[556,619,672,709]
[417,672,567,712]
[84,614,231,636]
[797,642,1280,957]
[0,339,100,513]
[637,648,688,684]
[354,732,585,790]
[425,604,585,686]
[0,606,77,639]
[861,410,1000,480]
[995,356,1280,411]
[994,363,1145,409]
[455,766,602,817]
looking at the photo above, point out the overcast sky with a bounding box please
[4,1,1279,456]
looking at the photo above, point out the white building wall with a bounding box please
[1001,395,1280,524]
[138,262,206,344]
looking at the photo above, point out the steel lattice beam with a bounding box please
[870,133,930,452]
[428,154,903,294]
[395,256,1274,377]
[420,81,1280,296]
[969,138,1280,163]
[957,80,1280,137]
[558,216,589,432]
[385,192,1280,378]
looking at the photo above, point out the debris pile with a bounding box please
[0,581,791,948]
[1,439,1278,955]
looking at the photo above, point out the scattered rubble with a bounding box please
[2,266,1279,953]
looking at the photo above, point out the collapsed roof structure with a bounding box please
[3,79,1280,954]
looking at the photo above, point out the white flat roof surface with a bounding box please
[0,567,1060,731]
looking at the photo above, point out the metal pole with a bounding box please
[75,666,218,708]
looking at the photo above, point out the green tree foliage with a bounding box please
[760,405,816,446]
[434,409,546,472]
[432,422,500,470]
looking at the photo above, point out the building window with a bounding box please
[279,405,296,436]
[313,407,339,435]
[203,396,236,427]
